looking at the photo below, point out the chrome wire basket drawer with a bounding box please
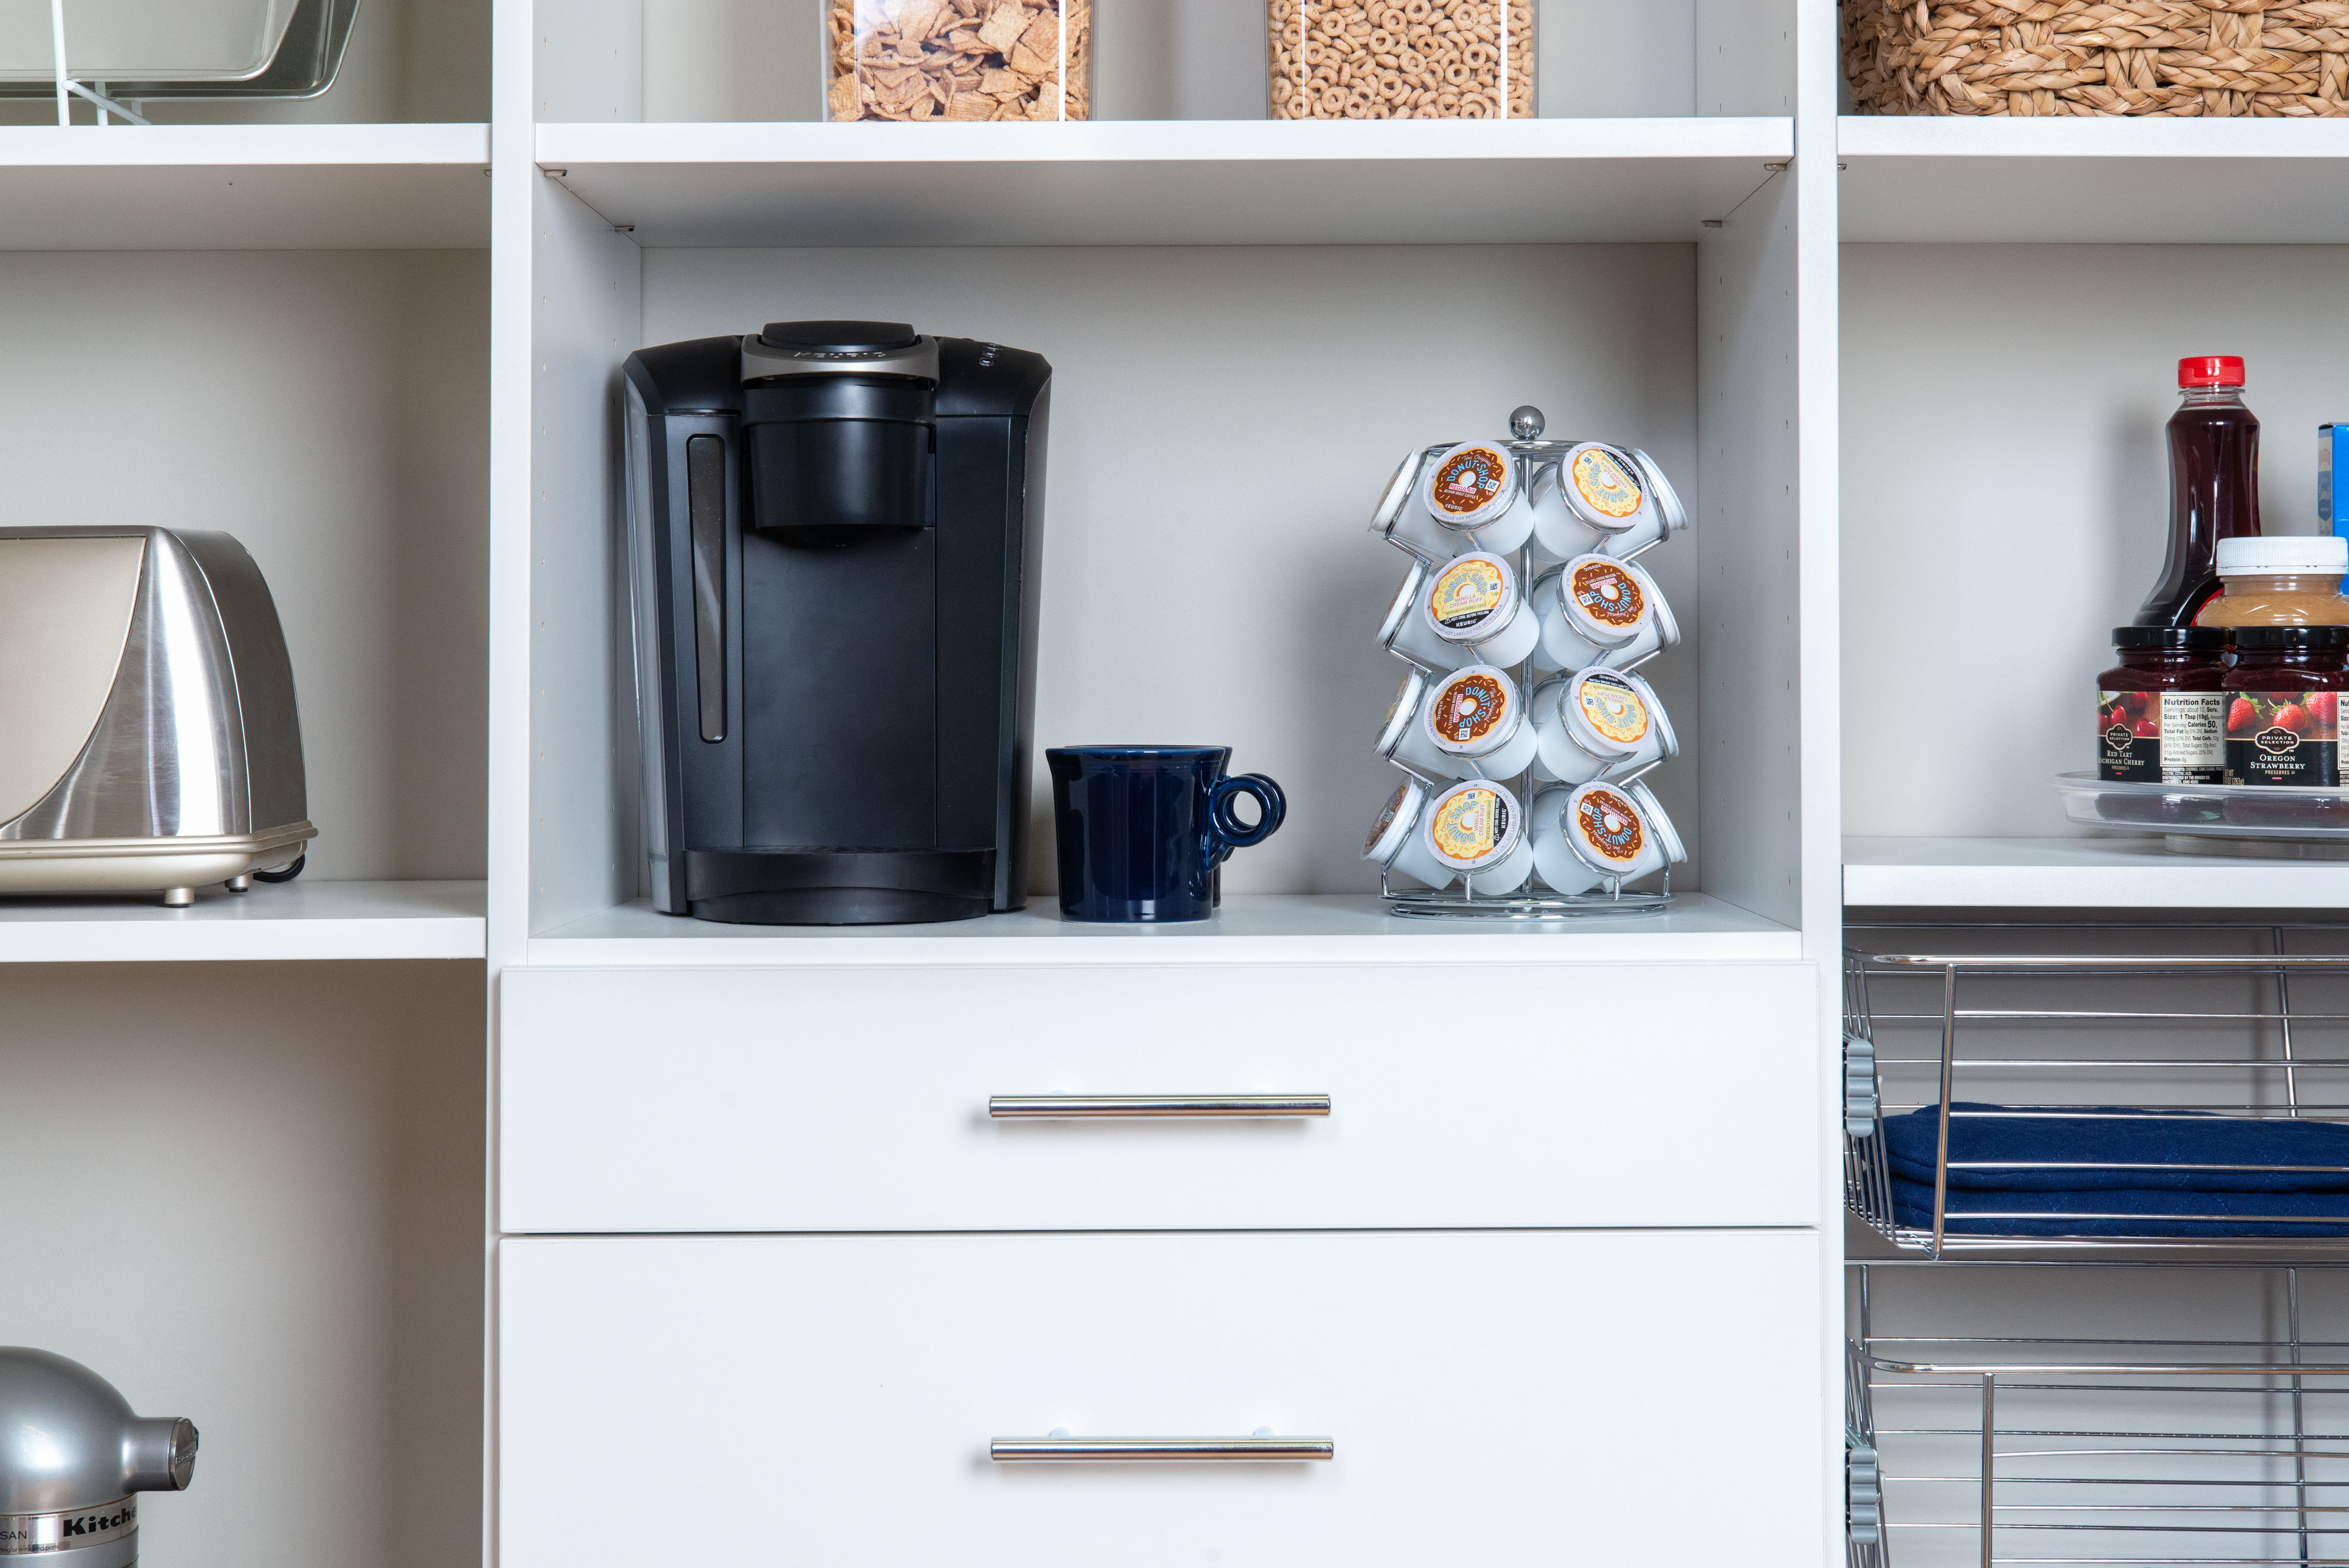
[1845,923,2349,1259]
[1852,1261,2349,1568]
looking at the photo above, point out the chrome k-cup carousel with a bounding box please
[1365,407,1688,919]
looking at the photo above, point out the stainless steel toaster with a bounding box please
[0,526,314,906]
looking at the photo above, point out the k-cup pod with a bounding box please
[1530,779,1686,894]
[1421,552,1540,671]
[1533,554,1678,672]
[1421,778,1534,894]
[1374,667,1448,776]
[1417,440,1533,557]
[1419,664,1539,781]
[1529,442,1683,563]
[1369,447,1450,562]
[1531,665,1678,785]
[1377,557,1455,669]
[1362,775,1450,888]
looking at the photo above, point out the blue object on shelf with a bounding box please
[1881,1102,2349,1237]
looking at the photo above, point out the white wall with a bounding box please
[0,961,484,1568]
[0,250,489,880]
[1842,243,2349,841]
[636,242,1700,897]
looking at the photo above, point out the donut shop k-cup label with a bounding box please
[1576,671,1650,748]
[0,1497,136,1555]
[1364,780,1414,856]
[2225,691,2342,787]
[1570,446,1644,520]
[1428,558,1506,631]
[1569,561,1645,631]
[1574,788,1646,863]
[1433,671,1509,746]
[1428,445,1510,519]
[1382,674,1417,729]
[1429,786,1509,866]
[2098,689,2223,784]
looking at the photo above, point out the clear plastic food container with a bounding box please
[2054,771,2349,856]
[1268,0,1534,120]
[826,0,1091,122]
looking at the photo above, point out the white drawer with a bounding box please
[499,1231,1826,1567]
[500,960,1820,1231]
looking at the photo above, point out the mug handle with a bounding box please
[1208,773,1287,863]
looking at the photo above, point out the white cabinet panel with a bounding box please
[499,1231,1826,1567]
[500,961,1820,1231]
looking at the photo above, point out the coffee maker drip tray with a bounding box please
[684,847,998,926]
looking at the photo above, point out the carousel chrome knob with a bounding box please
[1509,404,1545,440]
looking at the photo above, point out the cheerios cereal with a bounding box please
[1267,0,1533,120]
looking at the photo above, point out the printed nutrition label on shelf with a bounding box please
[2099,689,2223,784]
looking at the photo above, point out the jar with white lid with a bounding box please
[1533,554,1678,672]
[1361,776,1452,889]
[1421,552,1541,671]
[1529,443,1687,566]
[1530,665,1677,785]
[1529,778,1685,894]
[1415,440,1534,557]
[1377,558,1455,668]
[2195,534,2349,628]
[1419,778,1534,893]
[1415,664,1539,780]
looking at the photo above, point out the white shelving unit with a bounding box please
[0,11,494,1568]
[59,0,2349,1562]
[0,123,490,247]
[0,879,486,962]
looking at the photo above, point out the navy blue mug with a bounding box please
[1046,746,1287,922]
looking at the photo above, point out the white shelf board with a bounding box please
[536,117,1791,245]
[524,891,1798,967]
[1846,836,2349,910]
[0,123,490,248]
[0,879,486,962]
[1839,115,2349,243]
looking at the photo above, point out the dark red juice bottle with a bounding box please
[2133,355,2261,628]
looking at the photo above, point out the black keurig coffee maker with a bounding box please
[622,321,1049,924]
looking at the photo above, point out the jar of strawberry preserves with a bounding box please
[2222,625,2349,788]
[2097,626,2227,785]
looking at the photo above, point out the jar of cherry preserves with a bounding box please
[2097,626,2227,785]
[2223,625,2349,788]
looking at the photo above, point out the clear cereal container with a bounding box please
[1268,0,1534,120]
[826,0,1091,122]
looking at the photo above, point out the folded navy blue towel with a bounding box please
[1879,1103,2349,1237]
[1887,1175,2349,1237]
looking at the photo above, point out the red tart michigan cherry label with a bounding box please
[2226,690,2342,787]
[2098,689,2223,784]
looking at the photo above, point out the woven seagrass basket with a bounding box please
[1844,1,2349,117]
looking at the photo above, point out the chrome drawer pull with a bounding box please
[987,1094,1331,1120]
[990,1434,1334,1463]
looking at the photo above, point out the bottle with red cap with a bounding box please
[2134,354,2261,627]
